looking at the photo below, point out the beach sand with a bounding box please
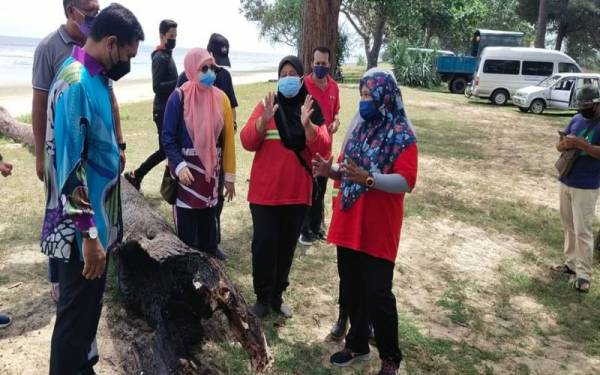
[0,70,277,117]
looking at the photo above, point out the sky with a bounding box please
[0,0,293,54]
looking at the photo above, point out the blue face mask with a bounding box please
[198,70,216,87]
[313,65,329,79]
[278,76,302,98]
[359,100,381,121]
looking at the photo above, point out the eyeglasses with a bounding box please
[201,64,217,73]
[74,6,100,18]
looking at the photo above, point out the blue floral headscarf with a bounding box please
[340,68,417,210]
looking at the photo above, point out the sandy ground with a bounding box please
[0,70,277,117]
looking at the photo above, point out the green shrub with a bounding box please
[387,38,441,88]
[356,54,366,67]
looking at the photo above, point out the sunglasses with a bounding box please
[201,64,217,73]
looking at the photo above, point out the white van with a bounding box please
[466,47,581,105]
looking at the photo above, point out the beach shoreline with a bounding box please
[0,70,277,118]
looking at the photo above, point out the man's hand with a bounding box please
[341,158,370,185]
[328,116,340,134]
[224,181,235,202]
[177,166,194,186]
[563,135,589,151]
[82,238,106,280]
[0,161,13,177]
[35,155,44,181]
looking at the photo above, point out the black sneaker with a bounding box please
[330,348,371,367]
[329,313,348,341]
[298,232,317,246]
[0,314,12,329]
[378,359,399,375]
[368,322,375,344]
[123,171,141,190]
[213,247,228,261]
[251,302,271,318]
[315,230,327,241]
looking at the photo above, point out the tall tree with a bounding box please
[301,0,342,73]
[535,0,549,47]
[240,0,303,52]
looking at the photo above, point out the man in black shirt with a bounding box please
[125,19,178,190]
[177,33,238,260]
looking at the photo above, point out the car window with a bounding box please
[554,79,575,91]
[483,59,520,75]
[522,61,554,76]
[558,63,581,73]
[539,75,561,87]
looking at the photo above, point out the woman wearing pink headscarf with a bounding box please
[162,48,236,260]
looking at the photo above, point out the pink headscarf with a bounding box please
[180,48,224,182]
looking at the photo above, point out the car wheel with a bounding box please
[449,78,467,94]
[529,99,545,114]
[491,89,509,106]
[518,107,529,113]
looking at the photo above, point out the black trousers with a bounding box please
[49,247,108,375]
[301,177,328,235]
[250,204,307,304]
[337,247,403,365]
[175,206,218,255]
[215,167,225,244]
[135,110,166,180]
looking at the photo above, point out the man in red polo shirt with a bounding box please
[299,46,340,245]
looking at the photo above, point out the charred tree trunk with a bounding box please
[535,0,549,48]
[301,0,342,75]
[0,106,273,374]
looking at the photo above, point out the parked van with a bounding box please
[466,47,581,105]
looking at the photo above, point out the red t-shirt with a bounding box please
[240,102,329,206]
[327,143,418,263]
[304,75,340,158]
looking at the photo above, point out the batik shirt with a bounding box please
[41,46,122,261]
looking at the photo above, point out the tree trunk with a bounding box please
[0,106,273,374]
[555,20,568,50]
[301,0,342,74]
[366,13,386,69]
[535,0,549,48]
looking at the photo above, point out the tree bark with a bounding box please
[0,106,273,374]
[555,20,568,50]
[535,0,549,48]
[301,0,342,75]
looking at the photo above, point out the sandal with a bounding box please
[551,264,575,275]
[574,278,591,293]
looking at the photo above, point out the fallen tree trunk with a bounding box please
[0,106,273,374]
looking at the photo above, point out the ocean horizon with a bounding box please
[0,34,282,86]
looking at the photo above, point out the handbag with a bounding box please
[555,120,598,178]
[160,89,184,204]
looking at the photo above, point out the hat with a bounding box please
[207,33,231,68]
[574,85,600,109]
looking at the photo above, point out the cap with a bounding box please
[207,33,231,68]
[573,84,600,109]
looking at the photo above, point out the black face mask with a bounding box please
[166,38,176,50]
[580,107,597,119]
[106,45,131,81]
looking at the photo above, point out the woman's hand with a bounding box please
[177,167,195,186]
[224,181,236,202]
[312,153,333,178]
[258,92,279,133]
[341,158,370,185]
[301,94,315,128]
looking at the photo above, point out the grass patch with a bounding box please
[436,280,482,330]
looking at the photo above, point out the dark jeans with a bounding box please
[337,247,403,365]
[135,110,166,180]
[215,167,225,244]
[175,206,218,255]
[301,177,328,236]
[250,204,307,304]
[48,257,59,283]
[49,247,108,375]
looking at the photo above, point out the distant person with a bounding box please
[299,46,339,246]
[552,85,600,293]
[124,19,178,190]
[240,56,328,318]
[162,48,236,261]
[0,153,14,329]
[32,0,126,303]
[470,34,481,56]
[313,69,418,375]
[39,5,144,373]
[177,33,239,258]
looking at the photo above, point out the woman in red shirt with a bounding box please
[240,56,329,318]
[313,69,418,375]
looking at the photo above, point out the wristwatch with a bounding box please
[365,174,375,188]
[83,227,98,240]
[118,142,127,151]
